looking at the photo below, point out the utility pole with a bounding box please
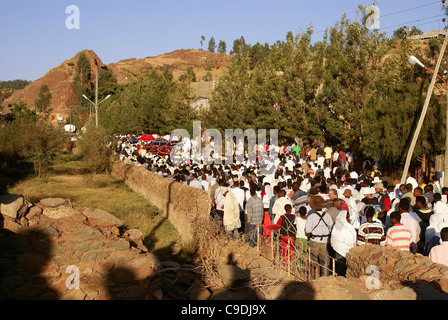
[401,33,448,184]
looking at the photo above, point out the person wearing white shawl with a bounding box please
[341,188,358,225]
[331,211,357,257]
[272,190,295,224]
[263,183,273,210]
[222,187,241,240]
[433,193,448,222]
[331,210,357,276]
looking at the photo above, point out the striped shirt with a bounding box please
[385,224,412,251]
[357,221,386,246]
[245,196,264,225]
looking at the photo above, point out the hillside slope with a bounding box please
[1,49,232,118]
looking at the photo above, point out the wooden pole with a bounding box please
[445,87,448,188]
[402,34,448,184]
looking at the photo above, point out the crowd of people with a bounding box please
[116,134,448,276]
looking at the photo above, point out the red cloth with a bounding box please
[267,213,295,266]
[263,211,272,238]
[280,236,295,267]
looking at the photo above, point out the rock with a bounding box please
[113,255,159,283]
[39,198,68,208]
[43,207,77,219]
[126,229,144,242]
[27,206,43,219]
[346,243,448,298]
[3,218,24,233]
[82,208,123,227]
[107,239,130,251]
[0,194,27,219]
[217,264,250,288]
[60,289,87,300]
[188,279,212,300]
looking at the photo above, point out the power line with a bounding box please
[383,18,443,35]
[267,2,444,43]
[381,1,440,18]
[380,14,444,31]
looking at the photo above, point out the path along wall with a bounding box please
[112,161,211,243]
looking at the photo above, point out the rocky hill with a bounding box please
[1,49,232,119]
[1,50,104,118]
[108,49,232,85]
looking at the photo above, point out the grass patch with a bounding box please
[7,152,194,263]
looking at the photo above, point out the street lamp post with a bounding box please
[82,94,110,126]
[402,33,448,185]
[81,68,111,127]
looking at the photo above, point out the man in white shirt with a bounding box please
[305,195,334,276]
[272,190,295,224]
[405,172,418,192]
[399,198,420,254]
[200,174,209,191]
[231,182,246,213]
[189,173,203,190]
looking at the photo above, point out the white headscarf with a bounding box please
[223,191,241,231]
[263,184,273,208]
[331,210,357,257]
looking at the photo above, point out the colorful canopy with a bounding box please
[138,134,155,141]
[149,138,170,146]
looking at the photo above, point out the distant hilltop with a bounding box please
[409,30,447,40]
[1,49,232,119]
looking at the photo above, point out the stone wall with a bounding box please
[345,244,448,299]
[0,196,162,299]
[111,161,211,243]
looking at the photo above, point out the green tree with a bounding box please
[34,84,52,117]
[202,72,213,81]
[0,79,32,90]
[230,36,248,56]
[393,26,422,39]
[99,69,197,135]
[0,117,66,178]
[74,53,93,115]
[218,40,227,54]
[5,102,37,122]
[78,120,113,174]
[200,35,206,49]
[208,37,216,52]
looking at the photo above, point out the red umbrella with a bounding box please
[138,134,155,141]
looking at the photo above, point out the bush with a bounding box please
[0,118,66,178]
[78,121,113,174]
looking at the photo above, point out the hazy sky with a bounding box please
[0,0,445,81]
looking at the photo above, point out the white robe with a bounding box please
[331,211,357,257]
[223,192,241,231]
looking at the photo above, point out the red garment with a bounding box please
[383,197,391,212]
[263,211,272,237]
[338,151,346,163]
[268,214,295,266]
[279,236,295,267]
